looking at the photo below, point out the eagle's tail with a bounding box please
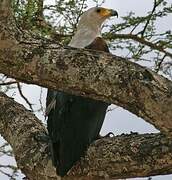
[50,140,83,177]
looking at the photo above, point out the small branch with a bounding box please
[109,33,172,59]
[0,81,18,86]
[0,169,14,179]
[140,0,160,37]
[75,0,87,29]
[154,54,166,73]
[17,82,33,111]
[0,142,12,157]
[0,164,17,170]
[0,164,18,180]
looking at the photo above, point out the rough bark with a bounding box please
[1,92,172,180]
[0,93,58,180]
[1,0,172,179]
[0,0,172,136]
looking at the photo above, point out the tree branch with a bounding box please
[139,0,160,37]
[0,92,58,180]
[0,81,18,86]
[17,82,34,111]
[105,33,172,59]
[0,1,172,136]
[1,92,172,180]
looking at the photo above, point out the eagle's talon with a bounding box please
[97,132,114,139]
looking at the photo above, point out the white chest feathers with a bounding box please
[69,27,101,48]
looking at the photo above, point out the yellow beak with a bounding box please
[100,8,118,17]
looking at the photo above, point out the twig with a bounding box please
[139,0,160,37]
[38,87,45,116]
[75,0,87,27]
[0,164,17,170]
[0,81,18,86]
[17,82,33,111]
[0,168,17,180]
[0,142,9,149]
[109,33,172,59]
[130,22,141,34]
[0,142,12,157]
[154,54,167,73]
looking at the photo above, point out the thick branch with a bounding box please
[0,92,58,180]
[1,1,172,136]
[1,92,172,180]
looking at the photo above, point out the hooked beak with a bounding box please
[100,8,118,18]
[110,9,118,17]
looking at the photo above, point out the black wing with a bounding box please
[46,37,109,176]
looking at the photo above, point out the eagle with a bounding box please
[46,7,118,177]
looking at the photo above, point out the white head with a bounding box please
[69,7,118,48]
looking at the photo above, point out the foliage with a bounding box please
[105,0,172,77]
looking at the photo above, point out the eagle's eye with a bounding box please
[96,8,101,13]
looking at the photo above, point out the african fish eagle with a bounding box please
[46,7,118,177]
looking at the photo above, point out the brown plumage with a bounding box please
[86,37,109,52]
